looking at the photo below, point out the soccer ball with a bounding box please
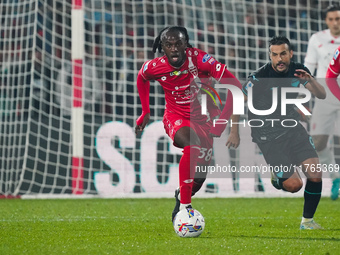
[173,207,205,237]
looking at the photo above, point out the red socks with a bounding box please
[179,145,201,204]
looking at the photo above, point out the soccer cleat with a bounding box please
[300,219,323,230]
[330,178,340,201]
[271,171,281,190]
[172,188,180,222]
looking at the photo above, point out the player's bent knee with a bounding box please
[283,179,303,193]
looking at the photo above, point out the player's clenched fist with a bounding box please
[135,112,150,134]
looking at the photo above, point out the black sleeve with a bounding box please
[242,79,253,96]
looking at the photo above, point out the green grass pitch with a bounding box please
[0,197,339,254]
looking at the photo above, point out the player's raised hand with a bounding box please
[294,69,312,81]
[135,112,150,134]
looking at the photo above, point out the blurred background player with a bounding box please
[243,36,326,229]
[134,26,242,221]
[326,46,340,102]
[304,5,340,200]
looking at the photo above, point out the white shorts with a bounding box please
[310,85,340,136]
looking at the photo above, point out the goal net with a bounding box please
[0,0,337,197]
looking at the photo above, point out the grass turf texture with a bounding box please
[0,198,339,255]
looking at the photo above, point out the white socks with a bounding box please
[179,203,191,211]
[301,217,313,223]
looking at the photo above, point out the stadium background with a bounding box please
[0,0,338,197]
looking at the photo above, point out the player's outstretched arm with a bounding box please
[294,69,326,99]
[135,70,151,134]
[326,67,340,101]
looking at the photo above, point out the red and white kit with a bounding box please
[137,47,238,163]
[327,45,340,102]
[304,29,340,135]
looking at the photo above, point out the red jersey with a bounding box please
[326,46,340,101]
[139,48,226,120]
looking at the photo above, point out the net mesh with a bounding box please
[0,0,337,196]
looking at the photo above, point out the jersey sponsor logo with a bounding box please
[331,59,335,65]
[202,54,211,63]
[170,70,188,76]
[175,85,190,90]
[208,57,216,65]
[334,49,339,60]
[172,84,199,103]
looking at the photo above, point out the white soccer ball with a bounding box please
[173,207,205,237]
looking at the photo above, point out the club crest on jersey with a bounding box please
[334,49,339,60]
[175,119,183,126]
[189,66,198,77]
[202,54,211,63]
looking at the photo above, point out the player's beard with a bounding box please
[273,61,289,73]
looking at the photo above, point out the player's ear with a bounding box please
[289,49,293,58]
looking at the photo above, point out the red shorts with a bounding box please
[163,111,214,165]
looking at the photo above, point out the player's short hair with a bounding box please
[269,36,292,51]
[152,26,193,53]
[325,4,340,17]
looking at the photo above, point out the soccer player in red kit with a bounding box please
[326,46,340,102]
[135,26,242,222]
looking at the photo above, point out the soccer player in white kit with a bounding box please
[304,5,340,200]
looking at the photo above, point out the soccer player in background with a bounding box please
[135,26,242,222]
[304,5,340,200]
[326,47,340,102]
[242,36,326,229]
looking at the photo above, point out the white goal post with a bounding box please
[0,0,336,198]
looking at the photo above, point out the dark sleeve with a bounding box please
[242,79,252,96]
[242,73,258,96]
